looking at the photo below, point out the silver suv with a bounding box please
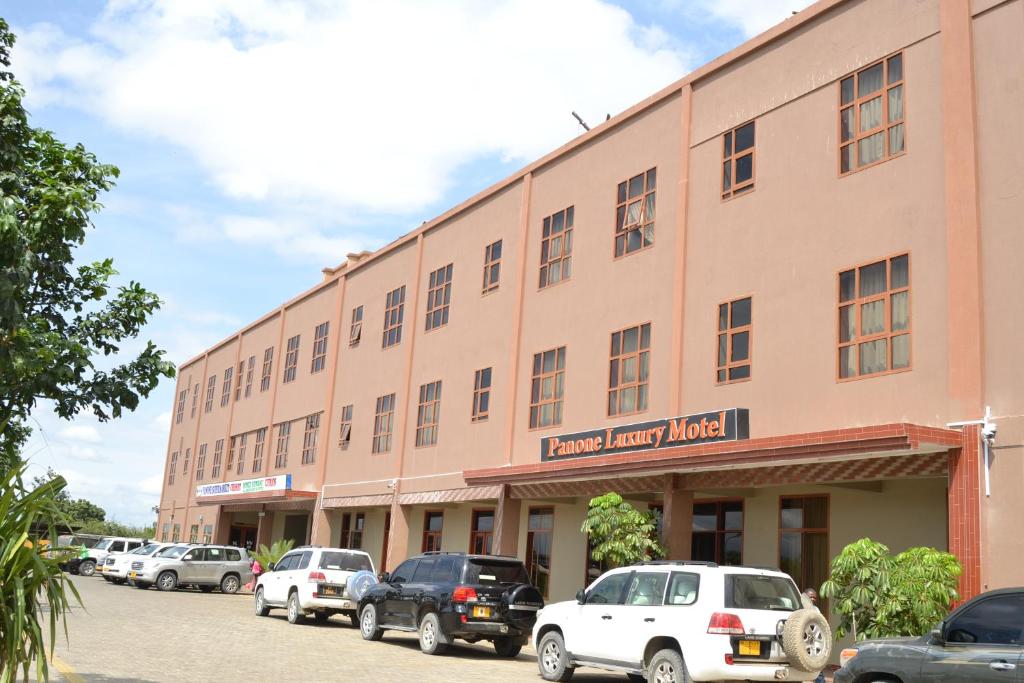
[130,544,253,594]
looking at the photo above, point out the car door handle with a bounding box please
[644,617,656,623]
[601,614,613,620]
[989,661,1016,672]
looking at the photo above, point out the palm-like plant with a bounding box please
[253,539,295,570]
[0,464,81,683]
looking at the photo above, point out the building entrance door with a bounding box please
[229,525,258,551]
[283,514,309,547]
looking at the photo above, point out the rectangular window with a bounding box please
[161,523,169,542]
[349,306,363,347]
[196,443,207,481]
[225,436,237,474]
[722,120,755,198]
[190,382,199,418]
[482,240,502,294]
[526,508,554,597]
[234,361,244,401]
[779,496,829,596]
[236,433,248,475]
[838,254,910,379]
[260,347,273,392]
[167,451,178,485]
[425,264,453,331]
[311,322,329,373]
[211,439,223,478]
[175,388,187,424]
[839,52,905,174]
[204,375,216,413]
[717,297,752,383]
[341,512,365,549]
[372,394,396,454]
[252,428,266,472]
[614,167,656,257]
[301,412,321,465]
[422,510,444,552]
[415,380,442,447]
[382,286,406,348]
[470,509,494,555]
[244,355,255,398]
[338,404,353,450]
[283,335,300,383]
[539,206,573,288]
[182,448,190,475]
[172,524,180,543]
[530,346,566,429]
[609,323,651,416]
[220,367,233,407]
[189,525,199,544]
[275,422,291,468]
[691,500,743,565]
[472,368,491,422]
[203,524,213,544]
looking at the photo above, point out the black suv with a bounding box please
[357,551,544,657]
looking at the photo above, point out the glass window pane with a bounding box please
[735,154,753,184]
[858,132,884,166]
[887,54,903,83]
[637,384,648,411]
[840,76,854,105]
[839,345,856,378]
[723,533,743,565]
[840,107,854,142]
[859,261,887,297]
[780,499,803,529]
[723,131,733,157]
[730,298,751,327]
[858,62,884,96]
[693,504,717,531]
[891,291,909,331]
[640,323,651,349]
[840,144,851,173]
[892,334,910,369]
[607,391,617,415]
[646,168,656,188]
[839,270,856,302]
[722,161,731,191]
[645,194,655,221]
[622,327,639,354]
[723,502,743,530]
[734,122,755,152]
[803,497,827,528]
[730,331,749,362]
[859,96,882,132]
[890,255,909,288]
[716,369,727,383]
[692,533,715,562]
[860,300,885,336]
[889,123,905,155]
[859,338,888,375]
[717,334,727,366]
[622,356,637,383]
[888,85,903,122]
[628,174,644,198]
[839,305,855,343]
[617,182,627,204]
[729,365,750,381]
[639,352,649,381]
[718,304,728,331]
[620,386,637,413]
[626,200,642,225]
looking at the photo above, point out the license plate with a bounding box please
[129,572,137,579]
[321,586,339,596]
[472,606,491,618]
[738,640,761,656]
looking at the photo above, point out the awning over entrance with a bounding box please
[195,489,318,506]
[193,473,319,507]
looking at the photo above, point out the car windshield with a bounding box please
[725,574,801,611]
[155,546,187,559]
[464,559,529,586]
[319,552,372,572]
[132,544,159,555]
[95,540,114,550]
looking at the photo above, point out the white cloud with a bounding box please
[12,0,691,222]
[694,0,814,39]
[58,424,102,444]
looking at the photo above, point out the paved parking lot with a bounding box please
[45,575,622,683]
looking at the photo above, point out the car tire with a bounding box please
[349,612,359,629]
[79,560,96,577]
[220,574,240,594]
[537,631,574,682]
[418,612,448,655]
[287,591,305,624]
[360,604,384,641]
[493,637,522,658]
[782,609,832,672]
[156,571,177,592]
[647,649,689,683]
[254,587,270,617]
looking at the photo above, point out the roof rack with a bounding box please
[633,560,719,568]
[419,551,520,560]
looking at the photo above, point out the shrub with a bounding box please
[580,492,664,568]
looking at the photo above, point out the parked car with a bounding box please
[357,551,544,657]
[130,544,252,593]
[532,560,831,683]
[100,542,172,584]
[835,587,1024,683]
[67,536,147,577]
[254,546,376,625]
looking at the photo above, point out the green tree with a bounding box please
[253,539,295,570]
[0,18,174,476]
[0,464,81,683]
[580,492,664,568]
[31,468,107,525]
[820,538,961,640]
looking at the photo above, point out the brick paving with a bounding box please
[43,575,621,683]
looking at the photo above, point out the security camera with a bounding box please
[982,422,997,440]
[386,478,397,490]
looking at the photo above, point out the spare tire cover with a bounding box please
[346,570,378,602]
[503,584,545,631]
[781,608,832,672]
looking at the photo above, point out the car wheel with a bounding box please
[537,631,574,682]
[647,649,689,683]
[418,612,448,655]
[493,637,522,658]
[254,587,270,617]
[287,591,305,624]
[156,571,177,592]
[360,604,384,641]
[79,560,96,577]
[782,609,832,673]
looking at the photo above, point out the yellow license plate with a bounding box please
[472,606,491,618]
[129,572,137,579]
[738,640,761,656]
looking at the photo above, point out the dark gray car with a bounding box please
[835,587,1024,683]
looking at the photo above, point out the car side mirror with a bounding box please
[930,621,945,644]
[182,556,192,562]
[378,571,391,583]
[267,562,275,572]
[576,588,587,605]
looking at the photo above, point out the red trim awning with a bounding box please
[463,423,963,486]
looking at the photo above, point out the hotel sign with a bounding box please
[540,409,749,462]
[196,474,292,498]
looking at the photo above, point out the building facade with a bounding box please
[157,0,1024,608]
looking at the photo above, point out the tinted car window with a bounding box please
[412,557,438,582]
[587,572,632,605]
[95,540,114,551]
[184,549,205,561]
[111,541,126,553]
[390,559,418,583]
[276,554,298,572]
[947,595,1024,645]
[127,542,143,551]
[319,552,373,572]
[225,548,241,561]
[206,547,224,562]
[666,572,700,605]
[626,572,668,606]
[464,559,529,586]
[725,574,800,611]
[297,551,313,570]
[431,556,460,583]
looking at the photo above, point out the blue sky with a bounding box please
[5,0,808,524]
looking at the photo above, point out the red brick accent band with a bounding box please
[948,424,982,602]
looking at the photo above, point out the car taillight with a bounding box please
[839,648,858,667]
[308,571,327,583]
[707,612,745,635]
[452,585,478,603]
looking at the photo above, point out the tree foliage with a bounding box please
[0,464,81,683]
[0,18,174,475]
[819,537,961,640]
[580,492,664,568]
[253,539,295,570]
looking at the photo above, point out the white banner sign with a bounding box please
[196,474,292,498]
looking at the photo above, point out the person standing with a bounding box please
[803,588,827,683]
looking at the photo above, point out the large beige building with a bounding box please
[157,0,1024,605]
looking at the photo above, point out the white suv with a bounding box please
[254,547,375,626]
[78,537,147,577]
[532,561,831,683]
[100,542,172,584]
